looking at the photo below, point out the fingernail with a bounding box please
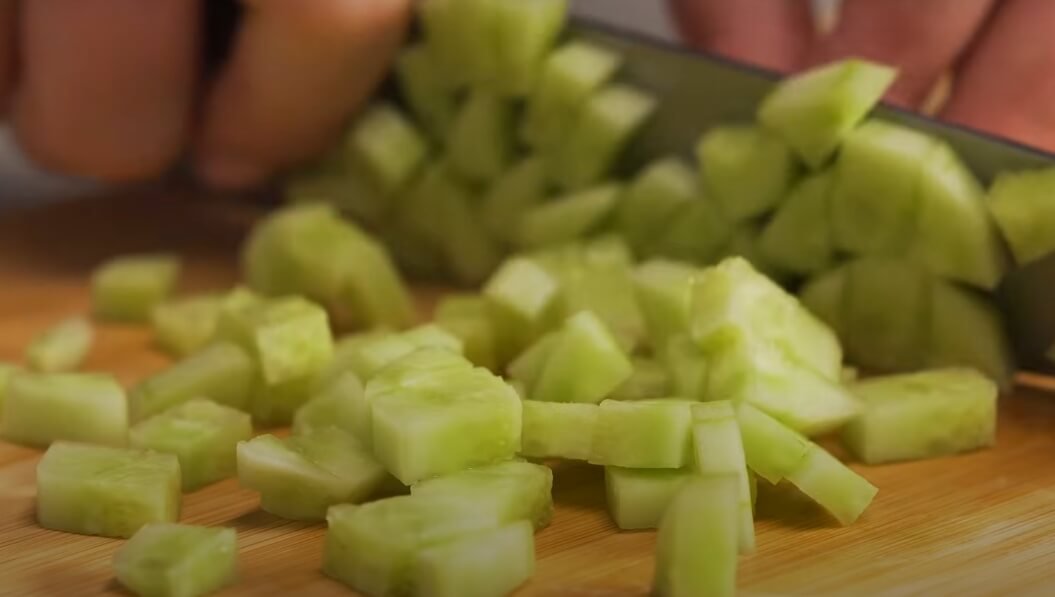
[196,153,268,189]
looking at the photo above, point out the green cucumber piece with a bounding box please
[151,294,222,358]
[758,171,836,275]
[799,267,846,333]
[842,258,931,371]
[611,358,671,401]
[484,257,561,364]
[604,466,695,530]
[130,399,252,492]
[414,521,535,597]
[831,119,935,254]
[480,157,549,247]
[736,402,810,484]
[446,90,514,184]
[590,399,694,469]
[516,183,623,249]
[697,125,797,222]
[692,401,755,553]
[293,371,367,437]
[242,297,334,386]
[928,282,1013,388]
[520,400,598,461]
[435,295,499,371]
[987,167,1055,266]
[345,324,463,382]
[114,523,237,597]
[345,103,428,197]
[396,44,458,140]
[411,460,553,530]
[2,372,127,448]
[758,59,896,168]
[786,443,878,525]
[315,329,392,392]
[129,343,255,421]
[617,158,698,257]
[531,311,633,404]
[26,316,93,373]
[494,0,567,96]
[632,259,698,353]
[251,374,316,428]
[237,428,388,521]
[663,335,709,402]
[36,442,181,538]
[653,475,739,597]
[844,368,997,464]
[92,254,181,322]
[721,222,789,284]
[506,332,558,395]
[650,197,734,265]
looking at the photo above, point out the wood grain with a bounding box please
[2,193,1055,596]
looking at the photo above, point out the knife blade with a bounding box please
[570,19,1055,373]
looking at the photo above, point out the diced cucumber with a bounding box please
[396,44,458,140]
[786,443,878,525]
[237,428,388,521]
[663,335,709,401]
[831,120,935,254]
[987,167,1055,266]
[130,399,252,492]
[516,183,623,249]
[758,59,896,168]
[2,372,127,448]
[315,329,393,392]
[653,475,739,597]
[493,0,567,96]
[617,158,698,257]
[484,256,561,364]
[928,282,1013,388]
[650,197,734,265]
[758,171,836,275]
[241,297,334,386]
[692,401,754,553]
[446,90,514,184]
[414,521,535,597]
[632,259,698,353]
[611,358,671,401]
[36,442,181,538]
[26,316,93,373]
[604,466,695,530]
[697,125,797,222]
[92,254,181,322]
[842,258,931,371]
[506,332,557,397]
[721,222,788,284]
[736,402,810,484]
[151,294,222,358]
[531,311,633,404]
[251,375,317,428]
[798,267,846,333]
[480,157,550,247]
[843,368,997,464]
[411,460,553,530]
[434,295,499,371]
[548,84,657,190]
[114,523,237,597]
[129,343,256,421]
[344,324,462,382]
[520,400,598,461]
[293,371,367,438]
[590,399,694,469]
[345,103,428,197]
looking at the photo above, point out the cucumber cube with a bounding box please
[151,294,222,357]
[604,466,694,530]
[114,523,237,597]
[516,183,623,249]
[345,103,428,197]
[799,267,845,333]
[410,460,554,530]
[590,399,694,469]
[758,171,836,275]
[786,443,878,525]
[736,402,810,484]
[293,371,367,437]
[653,476,739,597]
[346,324,463,382]
[617,158,698,257]
[414,521,535,597]
[633,260,698,352]
[697,125,797,222]
[130,399,252,492]
[650,197,734,265]
[480,157,550,247]
[843,368,997,464]
[26,316,93,373]
[842,258,931,371]
[692,401,755,553]
[758,59,896,168]
[506,332,558,395]
[556,241,646,353]
[987,167,1055,265]
[129,342,255,422]
[611,358,671,401]
[2,372,127,448]
[531,311,633,404]
[237,428,388,521]
[663,335,709,401]
[37,442,181,538]
[92,254,181,322]
[447,90,514,184]
[434,295,498,371]
[396,44,458,140]
[493,0,567,96]
[520,400,598,461]
[241,297,333,386]
[928,282,1013,387]
[315,329,392,392]
[251,374,316,428]
[484,257,560,363]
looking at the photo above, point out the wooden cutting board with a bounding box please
[2,192,1055,597]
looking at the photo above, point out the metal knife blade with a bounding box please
[571,19,1055,373]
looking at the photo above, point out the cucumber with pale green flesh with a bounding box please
[92,254,181,322]
[151,294,222,357]
[131,399,252,492]
[590,399,694,469]
[506,332,558,396]
[447,90,514,184]
[721,222,789,284]
[531,311,633,404]
[650,196,733,265]
[0,362,19,417]
[237,428,388,521]
[411,460,553,530]
[414,521,535,597]
[556,247,646,353]
[653,475,739,597]
[480,157,550,247]
[987,167,1055,266]
[786,443,878,525]
[521,41,622,150]
[434,295,499,370]
[134,343,256,424]
[928,282,1013,388]
[346,324,463,382]
[114,523,237,597]
[368,350,522,484]
[663,335,708,401]
[493,0,567,96]
[314,329,392,392]
[617,158,698,258]
[736,402,810,484]
[396,44,458,140]
[633,260,698,353]
[604,466,695,530]
[294,371,367,438]
[697,125,797,222]
[549,84,657,190]
[611,358,671,401]
[251,375,316,427]
[516,183,623,249]
[692,401,755,553]
[758,59,896,168]
[844,368,997,464]
[240,297,334,386]
[842,258,931,371]
[345,103,428,198]
[2,373,127,448]
[26,317,93,373]
[910,143,1006,288]
[798,266,845,333]
[520,400,598,461]
[832,120,935,255]
[36,442,181,538]
[758,171,836,275]
[426,0,503,88]
[419,0,470,89]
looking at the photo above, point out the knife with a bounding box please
[569,18,1055,375]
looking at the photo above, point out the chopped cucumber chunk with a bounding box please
[447,90,514,184]
[786,443,878,526]
[758,171,836,275]
[842,258,932,371]
[493,0,567,96]
[151,294,222,358]
[480,157,550,247]
[798,267,845,333]
[692,401,755,553]
[239,296,334,386]
[650,196,733,265]
[26,316,93,373]
[414,521,535,597]
[315,329,392,392]
[345,324,463,382]
[435,295,499,371]
[2,372,127,448]
[531,311,633,404]
[396,44,458,140]
[617,158,698,257]
[611,358,671,401]
[411,460,554,530]
[129,342,255,422]
[293,371,367,437]
[520,400,598,461]
[987,167,1055,266]
[736,402,810,484]
[92,254,181,322]
[928,282,1013,388]
[633,259,698,353]
[604,466,694,530]
[517,183,623,249]
[114,523,237,597]
[697,125,797,222]
[345,103,428,197]
[484,256,560,364]
[590,399,694,469]
[506,332,558,395]
[663,335,709,401]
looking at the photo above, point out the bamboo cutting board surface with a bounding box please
[2,192,1055,597]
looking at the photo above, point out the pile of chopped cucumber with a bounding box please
[6,0,1055,595]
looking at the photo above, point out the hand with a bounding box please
[3,0,410,188]
[668,0,1055,152]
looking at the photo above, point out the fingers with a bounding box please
[195,0,411,189]
[666,0,814,72]
[13,0,200,181]
[942,0,1055,152]
[807,0,995,108]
